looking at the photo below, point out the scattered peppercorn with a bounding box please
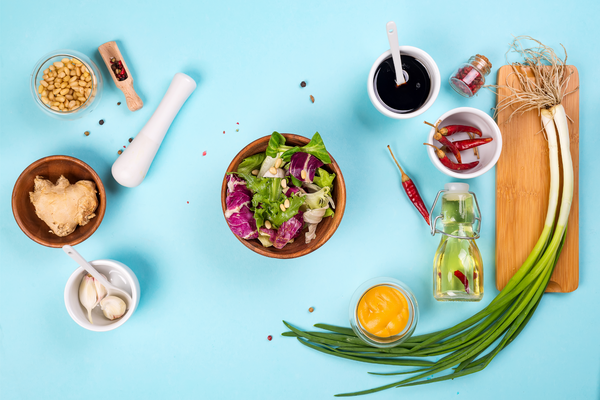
[308,307,314,313]
[117,150,122,155]
[117,102,121,106]
[99,119,104,125]
[236,129,239,132]
[267,335,273,341]
[301,81,307,87]
[310,95,315,103]
[84,131,90,136]
[110,57,128,81]
[128,138,133,143]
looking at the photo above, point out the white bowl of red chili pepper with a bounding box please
[425,107,502,179]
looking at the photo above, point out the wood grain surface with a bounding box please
[495,65,579,292]
[98,41,143,112]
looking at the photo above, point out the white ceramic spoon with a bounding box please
[386,21,406,85]
[62,245,133,310]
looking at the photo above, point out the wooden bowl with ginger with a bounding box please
[12,155,106,247]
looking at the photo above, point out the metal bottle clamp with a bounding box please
[429,189,482,240]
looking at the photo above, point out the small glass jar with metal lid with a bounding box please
[449,54,492,97]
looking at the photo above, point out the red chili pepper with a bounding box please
[434,131,462,163]
[453,270,470,293]
[387,146,430,225]
[424,143,479,171]
[424,120,482,137]
[452,137,493,151]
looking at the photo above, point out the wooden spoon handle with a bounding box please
[121,80,143,111]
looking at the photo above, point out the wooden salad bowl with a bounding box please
[12,155,106,248]
[221,134,346,259]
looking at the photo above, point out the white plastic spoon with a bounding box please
[386,21,406,85]
[62,245,132,310]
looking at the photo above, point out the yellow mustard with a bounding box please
[357,285,409,338]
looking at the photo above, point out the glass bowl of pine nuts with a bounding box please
[30,49,103,120]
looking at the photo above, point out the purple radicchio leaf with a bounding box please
[285,186,302,197]
[289,152,324,183]
[227,174,250,195]
[226,204,258,239]
[273,215,303,249]
[291,210,304,239]
[259,227,277,243]
[225,175,258,239]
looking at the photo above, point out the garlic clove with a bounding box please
[93,274,108,307]
[78,274,97,324]
[100,296,126,321]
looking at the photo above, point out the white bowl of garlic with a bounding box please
[64,259,140,331]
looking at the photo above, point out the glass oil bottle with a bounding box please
[430,183,483,301]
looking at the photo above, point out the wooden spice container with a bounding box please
[98,41,143,111]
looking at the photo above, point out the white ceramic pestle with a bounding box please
[112,72,197,187]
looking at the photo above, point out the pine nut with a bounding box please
[53,88,60,94]
[63,76,70,82]
[61,58,70,63]
[284,199,290,208]
[265,220,272,229]
[49,93,54,100]
[43,68,49,74]
[69,76,76,82]
[281,180,287,189]
[60,88,69,95]
[68,100,76,108]
[301,169,307,179]
[53,61,64,68]
[40,80,48,87]
[49,65,56,71]
[41,90,48,97]
[56,96,65,102]
[58,72,65,78]
[269,167,277,175]
[280,204,286,212]
[78,80,86,86]
[275,158,282,168]
[37,85,43,94]
[66,94,73,100]
[47,85,55,90]
[251,169,259,175]
[59,103,65,110]
[38,57,94,112]
[50,106,59,110]
[41,96,49,104]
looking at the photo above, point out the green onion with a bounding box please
[282,37,576,396]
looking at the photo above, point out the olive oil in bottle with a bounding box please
[433,183,483,301]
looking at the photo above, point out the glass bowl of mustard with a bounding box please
[349,277,419,348]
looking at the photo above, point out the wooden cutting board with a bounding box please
[495,65,579,293]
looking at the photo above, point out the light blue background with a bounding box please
[1,0,598,399]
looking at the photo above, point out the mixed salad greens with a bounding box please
[225,132,336,249]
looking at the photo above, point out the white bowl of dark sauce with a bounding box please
[368,46,440,119]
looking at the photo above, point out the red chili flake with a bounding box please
[453,270,470,293]
[223,131,225,134]
[236,122,239,125]
[267,335,273,341]
[123,146,126,148]
[202,151,207,156]
[187,201,189,204]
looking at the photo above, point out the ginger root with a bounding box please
[29,175,98,237]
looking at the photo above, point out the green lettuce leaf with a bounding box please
[313,168,336,190]
[237,153,266,175]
